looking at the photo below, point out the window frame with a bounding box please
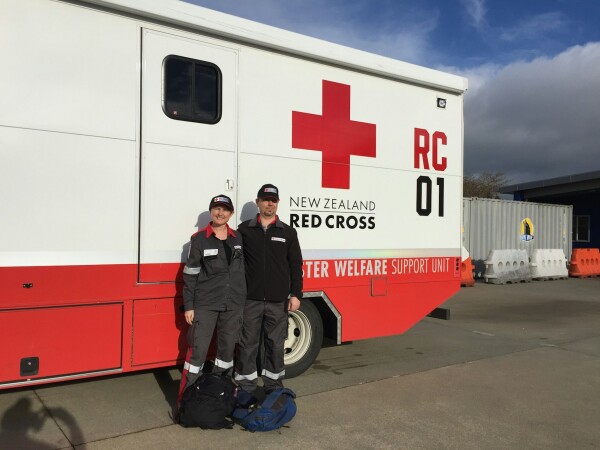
[162,55,223,125]
[573,215,591,242]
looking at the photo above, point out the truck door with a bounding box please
[139,29,238,282]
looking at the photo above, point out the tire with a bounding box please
[284,300,323,378]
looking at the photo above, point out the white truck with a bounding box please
[0,0,467,389]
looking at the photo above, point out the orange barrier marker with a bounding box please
[590,248,600,277]
[569,248,600,277]
[461,257,475,287]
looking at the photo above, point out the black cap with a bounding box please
[209,194,234,211]
[257,184,279,201]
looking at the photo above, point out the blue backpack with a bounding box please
[232,388,297,432]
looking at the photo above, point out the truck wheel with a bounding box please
[284,300,323,378]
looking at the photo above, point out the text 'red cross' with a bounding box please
[292,80,376,189]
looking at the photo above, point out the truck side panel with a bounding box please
[0,0,464,387]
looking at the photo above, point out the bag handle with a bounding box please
[260,388,296,409]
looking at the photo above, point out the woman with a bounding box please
[179,194,246,396]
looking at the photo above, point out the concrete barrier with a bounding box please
[484,249,531,284]
[530,249,568,280]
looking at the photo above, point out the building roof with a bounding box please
[500,170,600,199]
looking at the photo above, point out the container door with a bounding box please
[139,29,238,282]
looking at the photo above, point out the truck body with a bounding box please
[0,0,467,389]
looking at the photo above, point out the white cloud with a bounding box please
[300,11,439,64]
[500,12,569,42]
[184,0,438,65]
[461,0,487,30]
[440,63,501,95]
[463,42,600,183]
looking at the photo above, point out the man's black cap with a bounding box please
[257,184,279,200]
[209,194,234,211]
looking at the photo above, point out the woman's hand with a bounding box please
[184,309,195,325]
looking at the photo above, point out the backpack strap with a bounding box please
[280,388,296,399]
[219,368,232,378]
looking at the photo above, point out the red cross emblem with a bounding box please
[292,80,377,189]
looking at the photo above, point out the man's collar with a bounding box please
[255,214,283,228]
[257,214,276,226]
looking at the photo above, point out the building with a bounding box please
[500,170,600,249]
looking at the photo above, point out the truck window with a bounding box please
[163,56,221,124]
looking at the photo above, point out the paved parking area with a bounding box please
[1,278,599,449]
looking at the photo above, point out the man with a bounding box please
[235,184,303,393]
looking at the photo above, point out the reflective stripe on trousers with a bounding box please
[235,299,288,391]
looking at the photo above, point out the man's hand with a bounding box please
[184,309,195,325]
[288,296,301,312]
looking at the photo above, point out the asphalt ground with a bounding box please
[1,277,599,449]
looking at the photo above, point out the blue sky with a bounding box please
[184,0,600,184]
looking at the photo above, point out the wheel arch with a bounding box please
[302,291,341,345]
